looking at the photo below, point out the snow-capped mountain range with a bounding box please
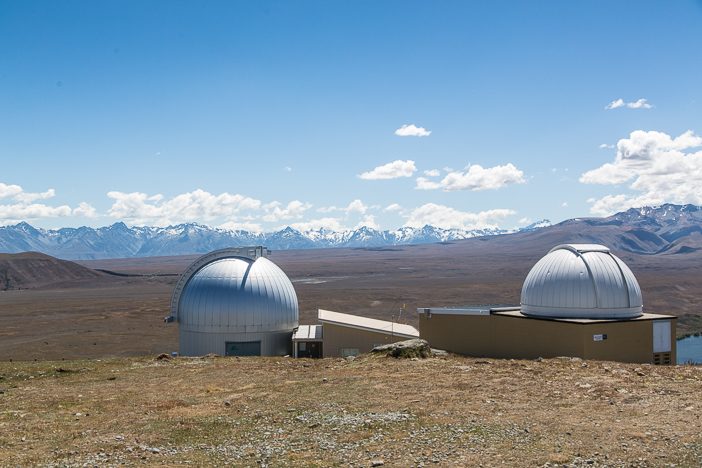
[4,203,700,260]
[0,220,551,260]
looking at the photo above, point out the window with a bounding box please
[340,348,359,358]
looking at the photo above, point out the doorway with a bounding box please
[296,341,322,358]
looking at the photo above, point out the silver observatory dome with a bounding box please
[520,244,643,319]
[170,247,298,356]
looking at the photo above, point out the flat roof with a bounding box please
[292,324,323,341]
[417,305,520,316]
[493,310,677,324]
[318,309,419,338]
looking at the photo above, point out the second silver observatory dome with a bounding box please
[520,244,643,319]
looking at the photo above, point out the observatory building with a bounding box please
[168,247,298,356]
[419,244,676,364]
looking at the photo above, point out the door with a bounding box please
[297,341,322,358]
[653,321,671,353]
[225,341,261,356]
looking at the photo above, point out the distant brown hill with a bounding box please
[0,252,105,290]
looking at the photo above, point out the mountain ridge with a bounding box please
[0,219,550,259]
[1,203,702,260]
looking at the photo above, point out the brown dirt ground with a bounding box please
[0,354,700,467]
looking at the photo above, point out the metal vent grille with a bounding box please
[653,352,672,365]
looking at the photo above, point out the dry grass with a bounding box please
[1,354,701,466]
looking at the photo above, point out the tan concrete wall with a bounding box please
[582,321,651,363]
[322,322,414,358]
[492,315,584,359]
[419,313,678,364]
[419,314,583,359]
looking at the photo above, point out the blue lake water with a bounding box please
[677,335,702,365]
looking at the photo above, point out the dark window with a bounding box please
[297,341,323,358]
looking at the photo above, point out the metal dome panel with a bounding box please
[173,249,299,335]
[521,244,643,319]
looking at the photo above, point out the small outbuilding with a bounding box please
[318,309,419,358]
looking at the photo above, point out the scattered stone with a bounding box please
[371,339,431,359]
[155,353,171,361]
[223,400,232,407]
[345,355,356,362]
[371,460,384,467]
[431,348,448,357]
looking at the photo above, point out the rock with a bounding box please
[430,348,448,357]
[345,355,356,362]
[371,339,431,359]
[371,460,384,467]
[223,400,232,407]
[155,353,171,361]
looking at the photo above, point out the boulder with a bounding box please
[371,339,431,359]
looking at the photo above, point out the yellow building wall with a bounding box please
[419,313,677,364]
[322,322,415,358]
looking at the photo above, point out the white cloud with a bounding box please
[414,177,441,190]
[317,199,369,214]
[0,183,94,225]
[605,98,625,110]
[384,203,402,212]
[0,203,72,224]
[107,189,263,225]
[0,183,24,199]
[359,160,417,180]
[283,166,292,172]
[423,169,440,177]
[605,98,653,110]
[394,124,431,137]
[599,143,615,149]
[14,188,56,204]
[415,163,525,191]
[289,217,346,232]
[580,129,702,216]
[627,98,653,109]
[518,217,532,225]
[261,200,311,222]
[561,202,568,207]
[219,221,263,233]
[355,215,379,230]
[345,199,367,214]
[404,203,515,230]
[73,202,97,218]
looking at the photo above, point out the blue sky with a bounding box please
[1,1,701,232]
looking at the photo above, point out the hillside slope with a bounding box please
[0,354,700,466]
[0,252,105,290]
